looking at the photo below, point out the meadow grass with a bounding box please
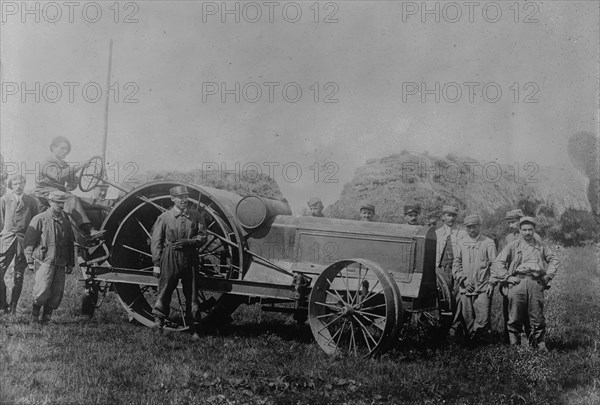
[1,246,598,404]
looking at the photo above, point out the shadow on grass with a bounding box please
[205,320,315,344]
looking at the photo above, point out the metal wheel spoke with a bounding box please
[324,318,347,348]
[359,324,374,353]
[355,278,381,308]
[122,244,152,258]
[352,314,379,347]
[323,288,348,307]
[136,219,152,239]
[342,267,353,305]
[354,309,387,319]
[317,312,346,334]
[349,319,357,355]
[333,318,349,349]
[315,301,344,311]
[357,302,387,312]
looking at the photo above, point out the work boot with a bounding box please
[40,307,53,324]
[9,286,22,315]
[537,341,549,352]
[31,304,42,324]
[509,333,521,346]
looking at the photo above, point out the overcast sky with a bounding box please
[1,1,598,211]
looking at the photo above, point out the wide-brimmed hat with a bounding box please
[169,185,189,197]
[442,205,459,215]
[48,190,70,203]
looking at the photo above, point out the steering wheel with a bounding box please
[79,156,105,192]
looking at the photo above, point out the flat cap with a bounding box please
[307,197,323,207]
[505,209,524,220]
[48,190,70,202]
[360,203,375,213]
[463,214,481,226]
[519,216,537,227]
[442,205,459,215]
[404,204,421,215]
[169,185,189,197]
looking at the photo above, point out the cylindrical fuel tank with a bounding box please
[235,195,292,232]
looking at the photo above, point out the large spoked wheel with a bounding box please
[109,187,245,331]
[410,273,453,339]
[79,155,105,192]
[308,259,403,357]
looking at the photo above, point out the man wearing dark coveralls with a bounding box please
[491,216,559,350]
[151,185,207,340]
[24,190,75,324]
[0,175,38,314]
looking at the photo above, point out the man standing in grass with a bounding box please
[0,175,39,315]
[151,185,207,341]
[24,190,75,324]
[452,214,496,344]
[435,205,467,338]
[491,217,559,350]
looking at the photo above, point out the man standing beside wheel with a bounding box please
[24,190,75,324]
[151,185,207,341]
[491,217,559,350]
[435,205,467,338]
[452,214,496,344]
[0,175,38,315]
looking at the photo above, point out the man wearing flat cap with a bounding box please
[503,209,541,249]
[452,214,497,344]
[151,185,207,340]
[359,203,375,222]
[0,175,39,314]
[306,197,325,217]
[403,204,421,225]
[491,216,559,350]
[435,204,467,336]
[24,190,75,324]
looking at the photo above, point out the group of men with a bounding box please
[0,172,560,351]
[0,174,112,324]
[306,198,559,350]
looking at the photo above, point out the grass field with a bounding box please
[1,246,598,404]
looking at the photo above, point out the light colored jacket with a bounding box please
[0,192,38,253]
[452,234,497,294]
[435,225,468,267]
[491,236,559,286]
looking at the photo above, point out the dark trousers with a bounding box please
[507,277,545,346]
[438,265,463,335]
[0,238,27,309]
[153,248,200,324]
